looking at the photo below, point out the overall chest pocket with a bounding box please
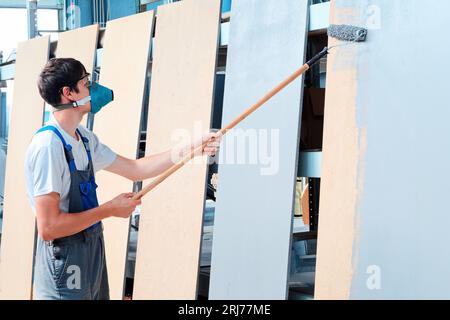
[79,179,99,210]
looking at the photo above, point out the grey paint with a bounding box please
[331,0,450,299]
[209,0,308,299]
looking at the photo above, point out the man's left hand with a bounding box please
[202,130,222,157]
[192,130,223,157]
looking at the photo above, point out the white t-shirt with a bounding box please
[25,116,117,214]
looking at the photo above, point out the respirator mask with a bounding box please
[53,73,114,115]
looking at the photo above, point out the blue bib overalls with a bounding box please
[33,126,109,300]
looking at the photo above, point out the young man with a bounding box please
[26,58,221,300]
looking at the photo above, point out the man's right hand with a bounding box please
[107,192,141,218]
[35,192,141,241]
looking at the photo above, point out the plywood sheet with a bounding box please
[315,0,450,299]
[301,184,310,226]
[208,0,308,299]
[0,36,50,299]
[133,0,220,300]
[55,24,99,70]
[94,11,154,300]
[55,25,99,126]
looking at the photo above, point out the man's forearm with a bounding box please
[127,131,218,182]
[41,202,113,241]
[133,143,194,181]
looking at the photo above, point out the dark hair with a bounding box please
[37,58,87,106]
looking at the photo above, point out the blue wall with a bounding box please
[66,0,94,28]
[66,0,139,28]
[222,0,231,13]
[71,0,230,27]
[146,0,165,11]
[107,0,138,20]
[147,0,232,13]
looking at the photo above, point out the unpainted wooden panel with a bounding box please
[55,24,99,71]
[55,24,99,126]
[0,36,50,300]
[94,11,154,300]
[208,0,308,299]
[133,0,220,300]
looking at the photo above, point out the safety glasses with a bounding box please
[58,72,92,93]
[78,73,92,87]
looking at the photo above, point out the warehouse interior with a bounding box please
[2,0,448,302]
[0,0,367,301]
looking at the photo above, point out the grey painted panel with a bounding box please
[329,0,450,299]
[209,0,309,299]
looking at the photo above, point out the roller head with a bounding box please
[328,24,367,42]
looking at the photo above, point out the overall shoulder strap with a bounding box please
[75,128,93,163]
[36,125,77,172]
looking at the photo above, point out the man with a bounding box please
[25,58,221,300]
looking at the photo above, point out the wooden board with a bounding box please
[94,11,154,300]
[315,0,450,300]
[132,0,220,300]
[301,183,310,226]
[314,0,359,300]
[0,36,50,300]
[55,24,99,71]
[55,24,99,124]
[208,0,309,299]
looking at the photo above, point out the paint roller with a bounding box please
[132,24,368,201]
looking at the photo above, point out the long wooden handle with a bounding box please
[132,63,310,201]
